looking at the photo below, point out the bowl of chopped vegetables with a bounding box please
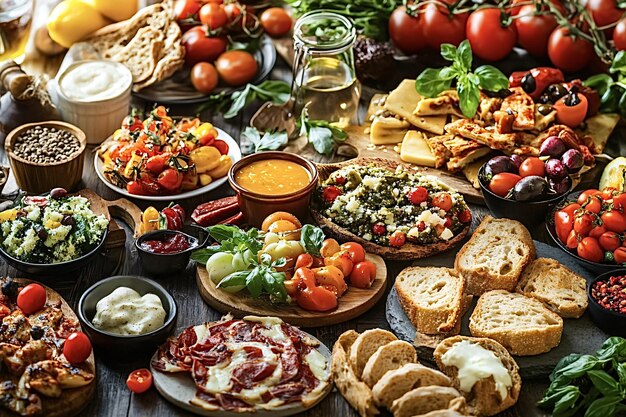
[0,188,110,275]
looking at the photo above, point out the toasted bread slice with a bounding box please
[434,336,522,416]
[331,330,379,417]
[372,363,451,409]
[349,329,398,379]
[390,386,462,417]
[515,258,588,318]
[362,341,417,388]
[469,290,563,356]
[455,216,535,295]
[395,267,465,334]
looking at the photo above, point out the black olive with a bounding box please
[539,93,552,104]
[35,225,48,240]
[547,84,567,101]
[563,90,581,106]
[521,74,536,94]
[1,280,18,298]
[538,104,553,115]
[30,326,44,340]
[61,215,76,228]
[49,188,67,199]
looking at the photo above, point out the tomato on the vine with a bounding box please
[599,231,622,251]
[388,6,427,54]
[578,189,600,205]
[466,8,517,62]
[548,27,594,73]
[614,18,626,50]
[578,237,604,262]
[514,3,561,58]
[199,3,228,30]
[182,27,227,65]
[587,0,624,29]
[421,0,468,49]
[601,210,626,233]
[260,7,292,38]
[215,50,258,86]
[174,0,201,21]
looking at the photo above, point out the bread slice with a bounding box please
[434,336,522,416]
[372,363,451,409]
[418,410,468,417]
[395,267,465,334]
[349,329,398,379]
[362,341,417,388]
[455,216,535,295]
[515,258,588,318]
[469,290,563,356]
[331,330,379,417]
[390,386,462,417]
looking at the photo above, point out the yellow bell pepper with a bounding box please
[190,146,221,173]
[0,209,18,223]
[199,174,213,186]
[87,0,137,22]
[207,155,232,179]
[123,152,143,178]
[192,123,219,143]
[140,207,160,234]
[47,0,111,49]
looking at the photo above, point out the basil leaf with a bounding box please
[584,73,614,96]
[208,225,244,242]
[261,269,287,302]
[553,386,581,415]
[300,224,325,257]
[475,65,510,92]
[587,370,620,397]
[550,353,583,382]
[440,43,457,62]
[245,267,263,298]
[457,75,481,118]
[190,246,223,265]
[553,355,600,386]
[308,126,335,155]
[456,39,473,72]
[610,50,626,75]
[596,337,626,360]
[584,395,621,417]
[439,66,458,80]
[616,362,626,388]
[415,68,453,98]
[217,270,250,288]
[538,385,579,408]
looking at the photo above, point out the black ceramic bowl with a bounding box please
[587,269,626,336]
[478,164,572,227]
[546,191,625,274]
[78,275,177,353]
[0,228,108,276]
[135,225,209,276]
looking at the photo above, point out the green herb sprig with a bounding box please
[240,127,289,153]
[585,50,626,116]
[297,108,347,155]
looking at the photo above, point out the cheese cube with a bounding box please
[400,131,437,168]
[384,79,446,134]
[370,116,410,145]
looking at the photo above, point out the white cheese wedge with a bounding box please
[384,79,447,134]
[370,116,410,145]
[400,131,437,168]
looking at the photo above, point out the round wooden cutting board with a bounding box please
[196,253,387,327]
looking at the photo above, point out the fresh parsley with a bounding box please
[297,108,347,155]
[415,40,509,118]
[240,126,289,153]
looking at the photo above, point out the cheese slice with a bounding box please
[370,116,410,145]
[384,79,447,135]
[400,131,437,167]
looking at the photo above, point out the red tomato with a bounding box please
[589,224,607,238]
[388,6,427,54]
[340,242,366,264]
[145,153,171,174]
[599,231,622,251]
[566,229,579,249]
[514,4,560,58]
[127,369,153,394]
[191,62,219,94]
[63,332,92,365]
[224,3,241,22]
[614,247,626,263]
[408,187,429,205]
[601,211,626,233]
[466,8,517,62]
[519,157,546,177]
[578,189,600,205]
[584,195,603,214]
[578,237,604,262]
[212,139,229,155]
[175,0,201,20]
[613,193,626,210]
[350,261,377,289]
[431,192,453,211]
[260,7,292,37]
[574,212,595,235]
[182,28,227,65]
[555,207,576,243]
[157,169,183,192]
[601,187,619,200]
[389,231,406,247]
[17,284,46,315]
[199,3,228,29]
[322,185,342,202]
[126,181,145,195]
[372,223,386,236]
[614,18,626,50]
[458,208,472,223]
[489,173,522,197]
[215,50,258,86]
[554,93,588,128]
[587,0,623,28]
[421,1,468,49]
[548,27,594,73]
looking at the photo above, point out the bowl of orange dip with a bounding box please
[228,152,318,226]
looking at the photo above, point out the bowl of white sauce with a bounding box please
[53,60,132,144]
[78,275,177,353]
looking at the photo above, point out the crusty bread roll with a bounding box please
[361,340,417,388]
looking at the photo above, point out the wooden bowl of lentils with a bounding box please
[5,121,86,194]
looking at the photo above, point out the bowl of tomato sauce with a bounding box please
[136,225,209,276]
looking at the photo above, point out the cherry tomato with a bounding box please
[389,231,406,247]
[458,208,472,223]
[212,139,229,155]
[63,332,92,365]
[199,3,228,29]
[340,242,366,264]
[350,261,377,289]
[566,229,579,249]
[578,189,600,205]
[322,185,342,203]
[408,186,429,205]
[126,181,145,195]
[421,0,468,49]
[191,62,219,94]
[614,247,626,263]
[555,207,577,243]
[601,187,619,200]
[602,211,626,233]
[466,8,517,62]
[175,0,201,21]
[489,173,522,197]
[578,237,604,262]
[613,193,626,210]
[388,6,427,54]
[145,153,171,174]
[431,192,453,211]
[519,157,545,177]
[224,3,241,22]
[215,50,258,86]
[295,253,314,269]
[548,27,594,73]
[587,0,623,28]
[17,284,46,315]
[320,238,341,258]
[372,223,386,236]
[584,195,603,214]
[182,28,227,65]
[614,17,626,50]
[514,3,560,58]
[157,169,183,192]
[127,369,153,394]
[260,7,292,37]
[574,212,595,235]
[590,224,607,238]
[554,93,588,128]
[599,231,622,251]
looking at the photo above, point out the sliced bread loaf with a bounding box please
[434,336,522,416]
[395,267,465,334]
[515,258,588,318]
[469,290,563,356]
[349,329,398,379]
[362,341,417,388]
[372,363,451,409]
[390,386,462,417]
[455,216,535,295]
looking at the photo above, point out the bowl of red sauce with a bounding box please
[135,226,208,276]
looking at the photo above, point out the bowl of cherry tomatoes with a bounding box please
[547,188,626,274]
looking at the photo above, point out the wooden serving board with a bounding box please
[0,278,96,417]
[385,241,609,378]
[196,253,387,327]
